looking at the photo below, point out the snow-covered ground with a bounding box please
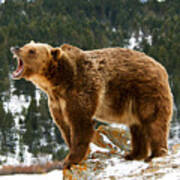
[94,154,180,180]
[0,170,62,180]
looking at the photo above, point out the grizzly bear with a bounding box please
[10,41,173,169]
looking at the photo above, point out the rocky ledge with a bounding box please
[63,125,180,180]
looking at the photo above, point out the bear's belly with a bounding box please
[93,99,140,126]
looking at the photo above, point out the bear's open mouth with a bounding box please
[12,55,24,78]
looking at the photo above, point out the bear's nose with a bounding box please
[10,46,20,53]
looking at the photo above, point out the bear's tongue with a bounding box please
[13,58,24,78]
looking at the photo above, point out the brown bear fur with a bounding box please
[10,41,173,168]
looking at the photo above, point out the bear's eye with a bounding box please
[29,49,35,54]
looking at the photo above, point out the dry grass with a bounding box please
[0,161,62,175]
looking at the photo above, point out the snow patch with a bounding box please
[162,172,180,180]
[157,0,166,2]
[0,0,5,4]
[90,143,109,153]
[110,123,128,130]
[127,31,152,50]
[0,170,62,180]
[3,94,30,116]
[96,157,149,179]
[35,90,42,106]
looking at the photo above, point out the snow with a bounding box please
[0,0,5,4]
[35,89,42,106]
[110,123,128,130]
[90,143,109,153]
[3,82,31,116]
[127,31,152,50]
[0,170,62,180]
[0,155,20,168]
[157,0,166,2]
[95,158,149,180]
[3,81,41,116]
[127,35,138,49]
[93,154,180,180]
[162,172,180,180]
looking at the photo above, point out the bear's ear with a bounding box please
[51,48,61,61]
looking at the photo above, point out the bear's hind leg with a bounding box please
[125,124,149,160]
[145,120,169,162]
[136,96,172,162]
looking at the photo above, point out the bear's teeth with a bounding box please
[12,58,24,78]
[13,67,23,78]
[13,54,17,59]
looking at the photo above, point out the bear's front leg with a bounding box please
[63,119,94,169]
[49,99,71,148]
[63,95,96,169]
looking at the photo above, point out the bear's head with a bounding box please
[10,41,62,80]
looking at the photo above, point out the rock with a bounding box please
[63,125,180,180]
[92,125,131,154]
